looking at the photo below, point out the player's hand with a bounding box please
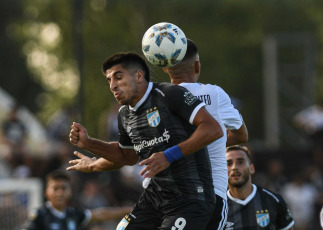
[69,122,89,149]
[66,151,96,172]
[139,152,170,178]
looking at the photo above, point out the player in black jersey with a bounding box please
[225,145,294,230]
[23,170,132,230]
[69,52,224,229]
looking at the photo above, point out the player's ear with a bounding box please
[163,68,168,74]
[195,60,200,74]
[136,70,144,81]
[249,163,255,175]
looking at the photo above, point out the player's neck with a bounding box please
[229,183,253,200]
[170,74,196,85]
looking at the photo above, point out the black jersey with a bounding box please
[225,185,294,230]
[118,82,215,202]
[23,202,91,230]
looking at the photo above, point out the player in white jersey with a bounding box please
[160,38,248,230]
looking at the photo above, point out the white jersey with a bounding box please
[180,82,243,200]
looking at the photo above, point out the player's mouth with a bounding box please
[230,172,241,179]
[114,92,121,99]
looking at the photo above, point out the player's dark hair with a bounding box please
[226,145,252,163]
[46,170,70,186]
[102,52,150,82]
[182,38,199,61]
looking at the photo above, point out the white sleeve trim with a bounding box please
[189,103,206,124]
[81,209,92,228]
[279,221,294,230]
[119,143,134,149]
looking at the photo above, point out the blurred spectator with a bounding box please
[282,170,319,230]
[262,158,288,193]
[1,104,27,146]
[293,100,323,149]
[79,180,108,209]
[99,102,120,141]
[47,106,77,142]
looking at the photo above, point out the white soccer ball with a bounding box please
[142,22,187,68]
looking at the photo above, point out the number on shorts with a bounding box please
[171,217,187,230]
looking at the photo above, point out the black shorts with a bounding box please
[205,194,228,230]
[116,190,215,230]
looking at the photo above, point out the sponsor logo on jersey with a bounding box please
[134,129,170,152]
[147,108,160,127]
[256,210,270,227]
[184,91,197,105]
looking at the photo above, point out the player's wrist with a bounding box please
[163,145,184,163]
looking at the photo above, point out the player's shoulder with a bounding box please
[154,81,184,90]
[257,186,285,203]
[153,82,188,96]
[180,82,218,89]
[28,205,49,221]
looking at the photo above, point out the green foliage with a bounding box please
[2,0,323,143]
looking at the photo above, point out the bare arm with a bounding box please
[90,206,133,222]
[226,121,248,147]
[179,107,223,155]
[139,107,223,177]
[69,122,138,166]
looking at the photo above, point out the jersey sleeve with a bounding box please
[218,87,243,130]
[117,107,134,149]
[275,193,295,230]
[161,83,205,124]
[80,209,92,228]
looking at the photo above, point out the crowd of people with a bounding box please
[0,39,322,229]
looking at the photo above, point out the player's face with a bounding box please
[226,150,254,188]
[45,179,72,211]
[105,65,140,106]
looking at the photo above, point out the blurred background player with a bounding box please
[23,170,132,230]
[225,145,294,230]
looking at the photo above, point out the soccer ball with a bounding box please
[142,22,187,68]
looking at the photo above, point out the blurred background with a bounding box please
[0,0,322,229]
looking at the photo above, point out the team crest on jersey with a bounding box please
[117,214,131,230]
[184,91,197,105]
[147,107,160,127]
[256,210,270,227]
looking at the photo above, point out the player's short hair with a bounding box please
[46,170,71,186]
[181,38,199,62]
[226,145,252,163]
[102,52,150,82]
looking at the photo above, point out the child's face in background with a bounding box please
[45,179,72,211]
